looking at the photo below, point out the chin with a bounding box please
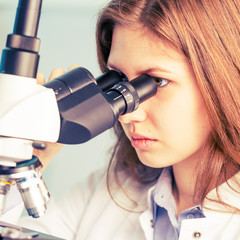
[138,156,172,169]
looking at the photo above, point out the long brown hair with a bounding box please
[96,0,240,211]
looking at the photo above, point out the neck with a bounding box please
[171,155,239,217]
[172,156,199,217]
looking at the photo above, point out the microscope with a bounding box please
[0,0,157,239]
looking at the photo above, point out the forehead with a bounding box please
[110,24,169,56]
[107,24,186,74]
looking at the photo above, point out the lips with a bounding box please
[130,132,157,149]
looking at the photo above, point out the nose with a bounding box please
[119,105,147,124]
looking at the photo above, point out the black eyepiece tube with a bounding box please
[96,70,123,92]
[45,70,158,144]
[106,74,157,116]
[129,74,158,104]
[13,0,42,37]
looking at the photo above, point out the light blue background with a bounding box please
[0,0,116,197]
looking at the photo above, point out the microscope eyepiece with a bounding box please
[106,74,157,115]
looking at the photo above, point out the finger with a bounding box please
[36,72,46,85]
[68,64,80,71]
[48,68,65,81]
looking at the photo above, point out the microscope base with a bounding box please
[0,221,63,239]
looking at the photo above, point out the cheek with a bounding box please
[153,88,211,152]
[119,121,131,139]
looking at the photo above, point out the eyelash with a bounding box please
[116,70,169,88]
[154,77,169,88]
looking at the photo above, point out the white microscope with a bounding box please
[0,0,157,238]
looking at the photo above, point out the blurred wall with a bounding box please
[0,0,117,197]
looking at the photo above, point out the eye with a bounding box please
[154,77,169,87]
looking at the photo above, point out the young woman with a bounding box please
[2,0,240,239]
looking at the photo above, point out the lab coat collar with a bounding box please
[143,168,240,216]
[139,169,240,239]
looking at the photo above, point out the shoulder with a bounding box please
[203,170,240,214]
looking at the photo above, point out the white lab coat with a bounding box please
[1,168,240,240]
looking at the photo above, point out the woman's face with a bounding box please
[107,24,211,168]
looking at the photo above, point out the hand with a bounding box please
[33,65,79,171]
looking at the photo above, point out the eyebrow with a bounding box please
[107,63,172,75]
